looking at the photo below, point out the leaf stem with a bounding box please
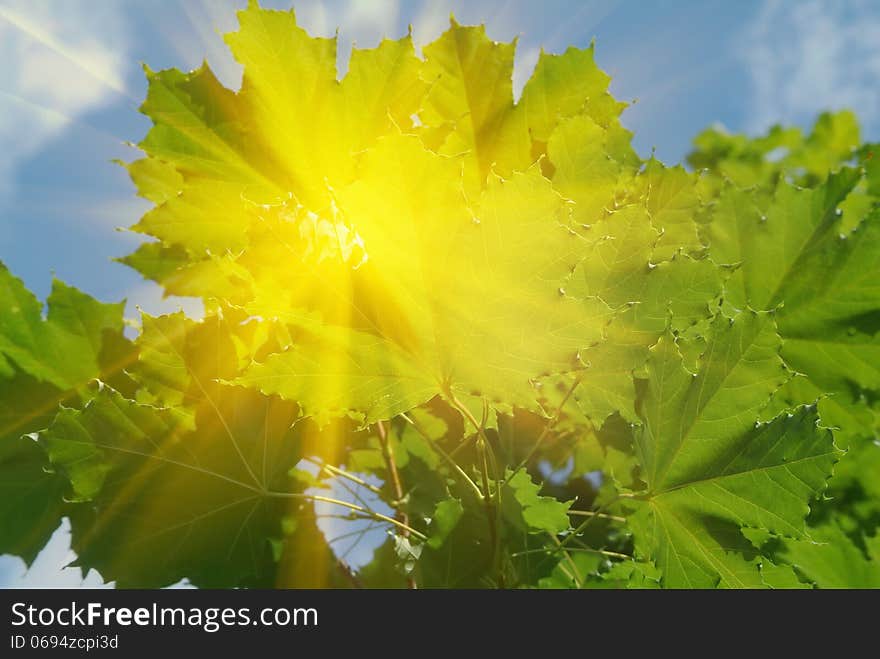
[400,412,484,501]
[449,394,489,438]
[476,436,503,586]
[448,393,504,587]
[567,509,626,523]
[512,546,631,561]
[376,421,405,507]
[376,420,418,588]
[305,457,383,495]
[266,491,427,541]
[559,495,628,550]
[547,533,583,588]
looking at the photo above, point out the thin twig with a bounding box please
[377,421,406,507]
[377,420,418,589]
[401,412,484,500]
[450,394,505,587]
[512,546,631,561]
[305,457,383,495]
[567,509,626,523]
[267,491,427,541]
[559,494,635,550]
[547,534,584,588]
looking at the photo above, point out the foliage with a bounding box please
[1,1,878,588]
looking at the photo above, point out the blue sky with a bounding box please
[1,0,879,587]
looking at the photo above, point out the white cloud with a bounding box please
[0,0,130,201]
[742,0,880,135]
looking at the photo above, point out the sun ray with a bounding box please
[149,315,264,490]
[0,5,132,101]
[541,0,622,52]
[0,90,132,148]
[175,0,245,87]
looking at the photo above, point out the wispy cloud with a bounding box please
[742,0,880,134]
[0,0,130,202]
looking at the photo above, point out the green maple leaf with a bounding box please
[691,115,880,591]
[526,46,639,226]
[709,171,880,444]
[502,468,572,536]
[0,264,130,391]
[40,384,305,588]
[570,205,722,337]
[0,264,134,564]
[419,20,531,193]
[688,110,863,190]
[520,43,629,146]
[628,312,839,587]
[709,168,860,313]
[545,113,633,225]
[129,309,272,412]
[0,372,67,565]
[773,209,880,436]
[538,552,604,589]
[119,243,250,304]
[779,522,880,588]
[553,204,722,424]
[636,159,704,260]
[594,560,662,589]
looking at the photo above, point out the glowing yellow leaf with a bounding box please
[420,20,531,193]
[238,135,611,419]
